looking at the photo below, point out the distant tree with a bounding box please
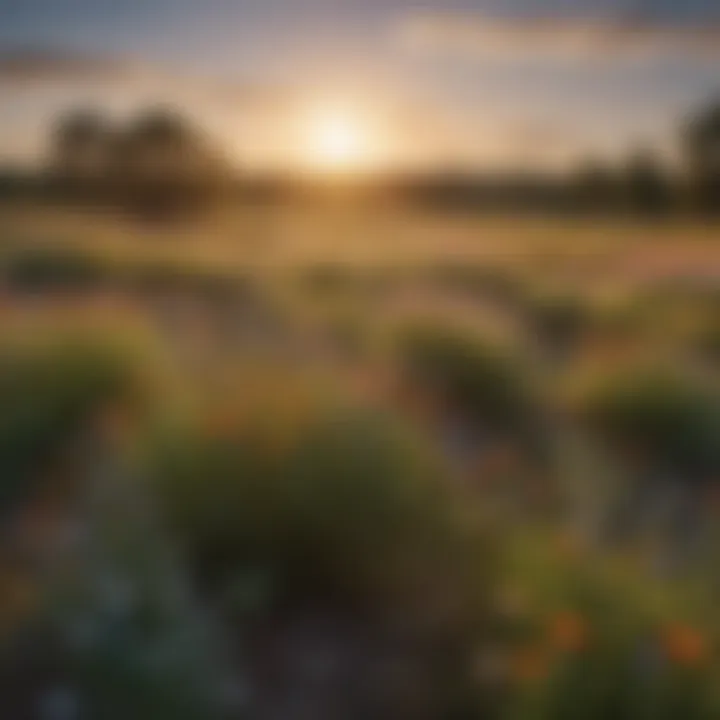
[47,106,230,218]
[684,100,720,215]
[622,147,674,216]
[50,109,113,197]
[569,158,620,214]
[112,107,228,218]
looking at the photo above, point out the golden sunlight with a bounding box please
[301,104,381,173]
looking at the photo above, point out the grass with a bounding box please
[572,364,720,479]
[0,206,718,718]
[0,241,256,300]
[0,332,154,518]
[422,262,526,307]
[147,385,488,616]
[522,290,594,355]
[397,321,538,438]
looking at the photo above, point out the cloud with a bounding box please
[0,48,141,85]
[398,12,720,61]
[0,47,302,113]
[0,47,315,167]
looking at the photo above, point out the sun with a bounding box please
[302,105,378,173]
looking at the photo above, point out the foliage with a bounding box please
[684,100,720,214]
[49,107,229,217]
[424,263,524,307]
[574,366,720,478]
[3,245,112,292]
[0,333,152,516]
[148,397,488,615]
[523,291,593,353]
[1,242,252,300]
[398,322,538,437]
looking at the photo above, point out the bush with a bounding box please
[0,334,151,516]
[480,530,720,720]
[1,243,255,303]
[575,367,720,478]
[3,246,112,293]
[398,323,538,437]
[148,399,487,614]
[523,292,593,353]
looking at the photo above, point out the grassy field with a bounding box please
[0,205,719,719]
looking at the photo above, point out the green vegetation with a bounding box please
[149,399,488,616]
[0,334,150,516]
[398,322,537,436]
[576,366,720,478]
[1,242,253,298]
[522,291,593,354]
[0,209,717,719]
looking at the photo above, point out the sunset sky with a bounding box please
[0,0,718,171]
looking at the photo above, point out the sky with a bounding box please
[0,0,718,171]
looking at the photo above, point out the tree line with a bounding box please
[393,100,720,218]
[0,99,718,218]
[45,107,230,218]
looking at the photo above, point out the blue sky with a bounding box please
[0,0,718,169]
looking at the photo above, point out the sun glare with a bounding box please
[302,105,378,173]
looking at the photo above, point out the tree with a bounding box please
[684,100,720,215]
[50,109,113,197]
[569,158,620,214]
[622,147,673,216]
[116,108,229,218]
[47,106,230,217]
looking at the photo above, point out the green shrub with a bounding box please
[3,246,112,292]
[0,334,151,516]
[467,529,720,720]
[1,244,253,303]
[148,400,486,613]
[523,292,593,353]
[575,367,720,477]
[398,323,537,436]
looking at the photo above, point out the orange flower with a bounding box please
[549,611,589,653]
[553,531,584,561]
[512,645,552,683]
[661,623,709,667]
[203,407,242,440]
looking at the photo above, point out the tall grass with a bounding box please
[398,322,539,439]
[147,395,491,617]
[0,333,153,517]
[574,366,720,479]
[1,243,255,300]
[522,291,593,355]
[422,262,525,308]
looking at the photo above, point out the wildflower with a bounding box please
[203,406,241,440]
[549,611,589,653]
[553,531,584,561]
[512,645,552,683]
[661,623,709,667]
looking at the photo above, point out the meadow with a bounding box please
[0,203,719,719]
